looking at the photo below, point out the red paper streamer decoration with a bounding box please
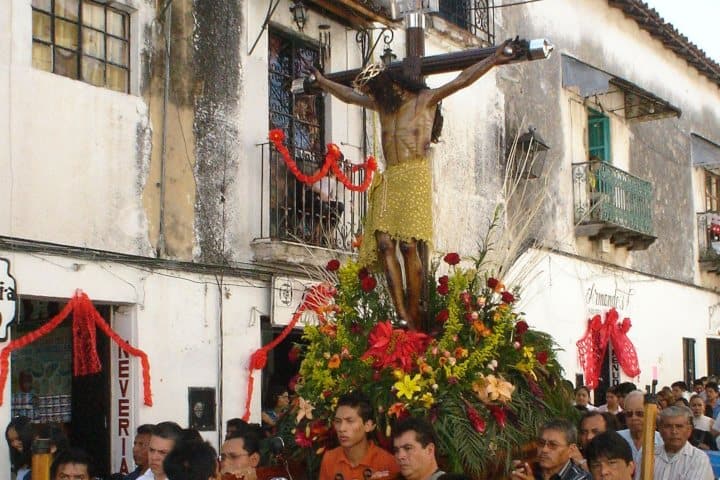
[576,308,641,389]
[242,283,336,421]
[268,129,376,192]
[0,290,153,406]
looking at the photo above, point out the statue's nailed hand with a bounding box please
[496,36,526,64]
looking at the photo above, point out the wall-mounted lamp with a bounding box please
[319,24,331,69]
[380,46,397,65]
[290,0,307,32]
[513,127,550,179]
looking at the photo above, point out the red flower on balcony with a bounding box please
[361,321,430,372]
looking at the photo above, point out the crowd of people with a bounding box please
[7,378,720,480]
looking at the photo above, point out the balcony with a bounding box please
[697,212,720,273]
[572,161,656,250]
[252,142,367,267]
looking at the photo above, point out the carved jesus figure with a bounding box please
[313,41,515,330]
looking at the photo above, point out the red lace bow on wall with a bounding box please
[576,308,640,389]
[0,291,153,406]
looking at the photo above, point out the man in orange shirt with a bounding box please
[319,391,399,480]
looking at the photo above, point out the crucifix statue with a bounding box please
[295,4,552,331]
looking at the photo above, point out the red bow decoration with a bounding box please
[242,282,336,421]
[0,290,153,406]
[576,308,640,389]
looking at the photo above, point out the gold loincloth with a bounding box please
[358,157,433,269]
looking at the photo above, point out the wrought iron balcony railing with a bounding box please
[437,0,494,44]
[697,212,720,272]
[257,142,367,252]
[572,161,655,248]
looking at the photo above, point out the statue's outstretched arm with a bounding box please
[312,68,376,109]
[425,39,517,105]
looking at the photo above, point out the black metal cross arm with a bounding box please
[292,38,553,94]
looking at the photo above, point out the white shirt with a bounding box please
[597,404,622,414]
[137,469,171,480]
[694,415,715,432]
[137,470,154,480]
[654,441,714,480]
[617,429,664,480]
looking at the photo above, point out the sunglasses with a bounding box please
[536,438,569,450]
[625,410,644,418]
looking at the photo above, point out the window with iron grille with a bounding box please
[706,170,720,212]
[268,30,324,164]
[31,0,130,93]
[437,0,494,43]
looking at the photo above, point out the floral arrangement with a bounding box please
[278,252,577,478]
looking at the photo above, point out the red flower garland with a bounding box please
[268,129,376,192]
[0,291,153,406]
[242,282,337,421]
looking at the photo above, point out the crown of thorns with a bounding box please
[352,62,386,90]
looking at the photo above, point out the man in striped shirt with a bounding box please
[654,405,714,480]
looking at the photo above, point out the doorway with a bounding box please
[708,338,720,377]
[10,299,111,476]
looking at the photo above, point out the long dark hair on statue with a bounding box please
[365,70,444,143]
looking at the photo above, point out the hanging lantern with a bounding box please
[514,127,550,179]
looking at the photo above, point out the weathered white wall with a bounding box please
[515,248,719,388]
[0,0,156,256]
[500,0,720,123]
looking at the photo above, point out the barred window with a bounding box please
[268,30,324,163]
[437,0,494,43]
[32,0,130,93]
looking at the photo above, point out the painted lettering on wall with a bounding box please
[117,345,131,474]
[0,258,18,342]
[585,283,633,311]
[610,348,620,386]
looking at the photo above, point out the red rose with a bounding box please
[361,276,377,292]
[326,259,340,271]
[435,309,449,323]
[515,320,529,335]
[460,291,471,306]
[358,267,369,280]
[536,351,548,365]
[443,252,461,265]
[437,283,449,295]
[487,278,499,290]
[288,346,301,363]
[501,291,515,304]
[438,275,449,285]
